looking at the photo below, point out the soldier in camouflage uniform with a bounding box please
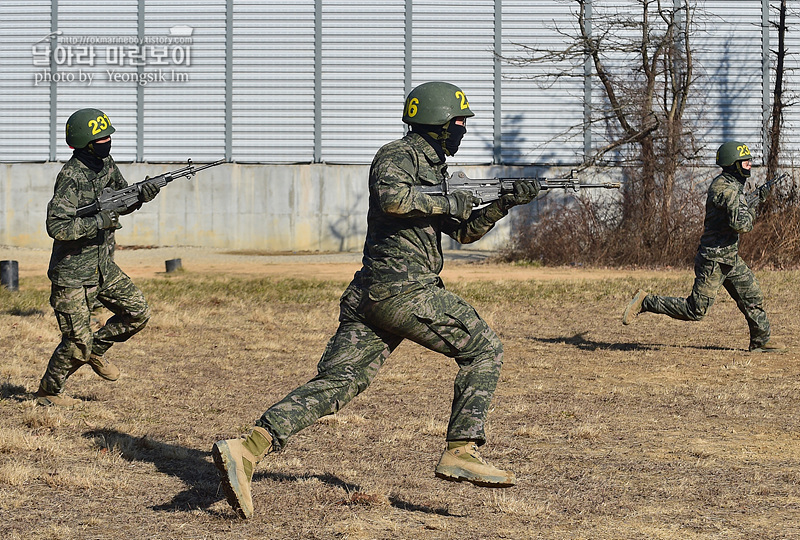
[622,141,786,353]
[34,108,160,407]
[212,82,541,519]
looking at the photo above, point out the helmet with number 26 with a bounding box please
[66,108,115,149]
[402,82,475,126]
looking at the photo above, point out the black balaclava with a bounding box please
[411,120,467,158]
[723,160,751,182]
[73,139,111,173]
[90,139,112,159]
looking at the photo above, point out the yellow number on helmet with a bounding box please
[405,97,419,118]
[455,91,469,110]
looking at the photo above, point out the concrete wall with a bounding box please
[0,162,516,252]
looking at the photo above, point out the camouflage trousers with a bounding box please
[641,253,770,349]
[257,277,504,451]
[40,264,150,394]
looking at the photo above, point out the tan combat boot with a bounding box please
[65,353,120,381]
[212,426,273,519]
[622,289,648,325]
[87,353,120,381]
[750,339,788,353]
[435,441,516,488]
[34,386,81,407]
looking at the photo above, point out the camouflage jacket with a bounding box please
[698,171,757,265]
[359,131,506,300]
[46,156,126,287]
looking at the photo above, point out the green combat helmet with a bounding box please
[716,141,751,167]
[66,108,115,149]
[716,140,752,178]
[402,81,475,126]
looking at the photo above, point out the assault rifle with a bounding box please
[746,172,789,206]
[419,170,621,204]
[76,158,225,217]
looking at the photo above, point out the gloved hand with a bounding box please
[499,179,540,210]
[96,210,119,230]
[139,178,160,203]
[758,184,771,204]
[446,190,478,220]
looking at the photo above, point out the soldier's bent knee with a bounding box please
[685,304,708,321]
[131,305,151,330]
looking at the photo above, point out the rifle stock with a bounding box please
[76,158,224,217]
[419,171,621,204]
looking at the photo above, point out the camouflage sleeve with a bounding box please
[711,180,755,234]
[45,168,103,241]
[107,158,142,215]
[443,200,507,244]
[370,146,450,217]
[108,157,128,190]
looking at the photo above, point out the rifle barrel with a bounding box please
[192,158,226,172]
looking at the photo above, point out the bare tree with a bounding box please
[740,0,800,268]
[765,0,787,183]
[503,0,703,265]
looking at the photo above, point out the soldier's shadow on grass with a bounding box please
[5,307,47,316]
[2,381,33,401]
[531,333,736,352]
[82,428,222,514]
[531,333,657,351]
[81,429,456,518]
[255,471,460,517]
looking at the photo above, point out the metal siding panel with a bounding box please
[142,3,227,162]
[54,1,139,162]
[691,0,765,159]
[501,0,584,165]
[320,1,406,164]
[0,0,793,168]
[232,0,316,163]
[412,0,496,165]
[0,2,54,161]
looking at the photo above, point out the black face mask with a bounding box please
[441,122,466,156]
[89,139,112,159]
[73,147,104,172]
[723,163,750,181]
[736,161,751,179]
[411,121,467,158]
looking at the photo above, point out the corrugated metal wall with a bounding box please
[232,1,316,163]
[501,0,584,164]
[1,1,798,166]
[55,1,140,162]
[0,1,53,161]
[321,1,407,164]
[693,0,766,158]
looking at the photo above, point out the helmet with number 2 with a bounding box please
[715,141,751,167]
[402,82,475,126]
[66,108,115,149]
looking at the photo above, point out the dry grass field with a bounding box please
[1,247,798,540]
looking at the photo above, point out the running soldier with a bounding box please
[212,82,541,519]
[34,108,160,406]
[622,141,786,353]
